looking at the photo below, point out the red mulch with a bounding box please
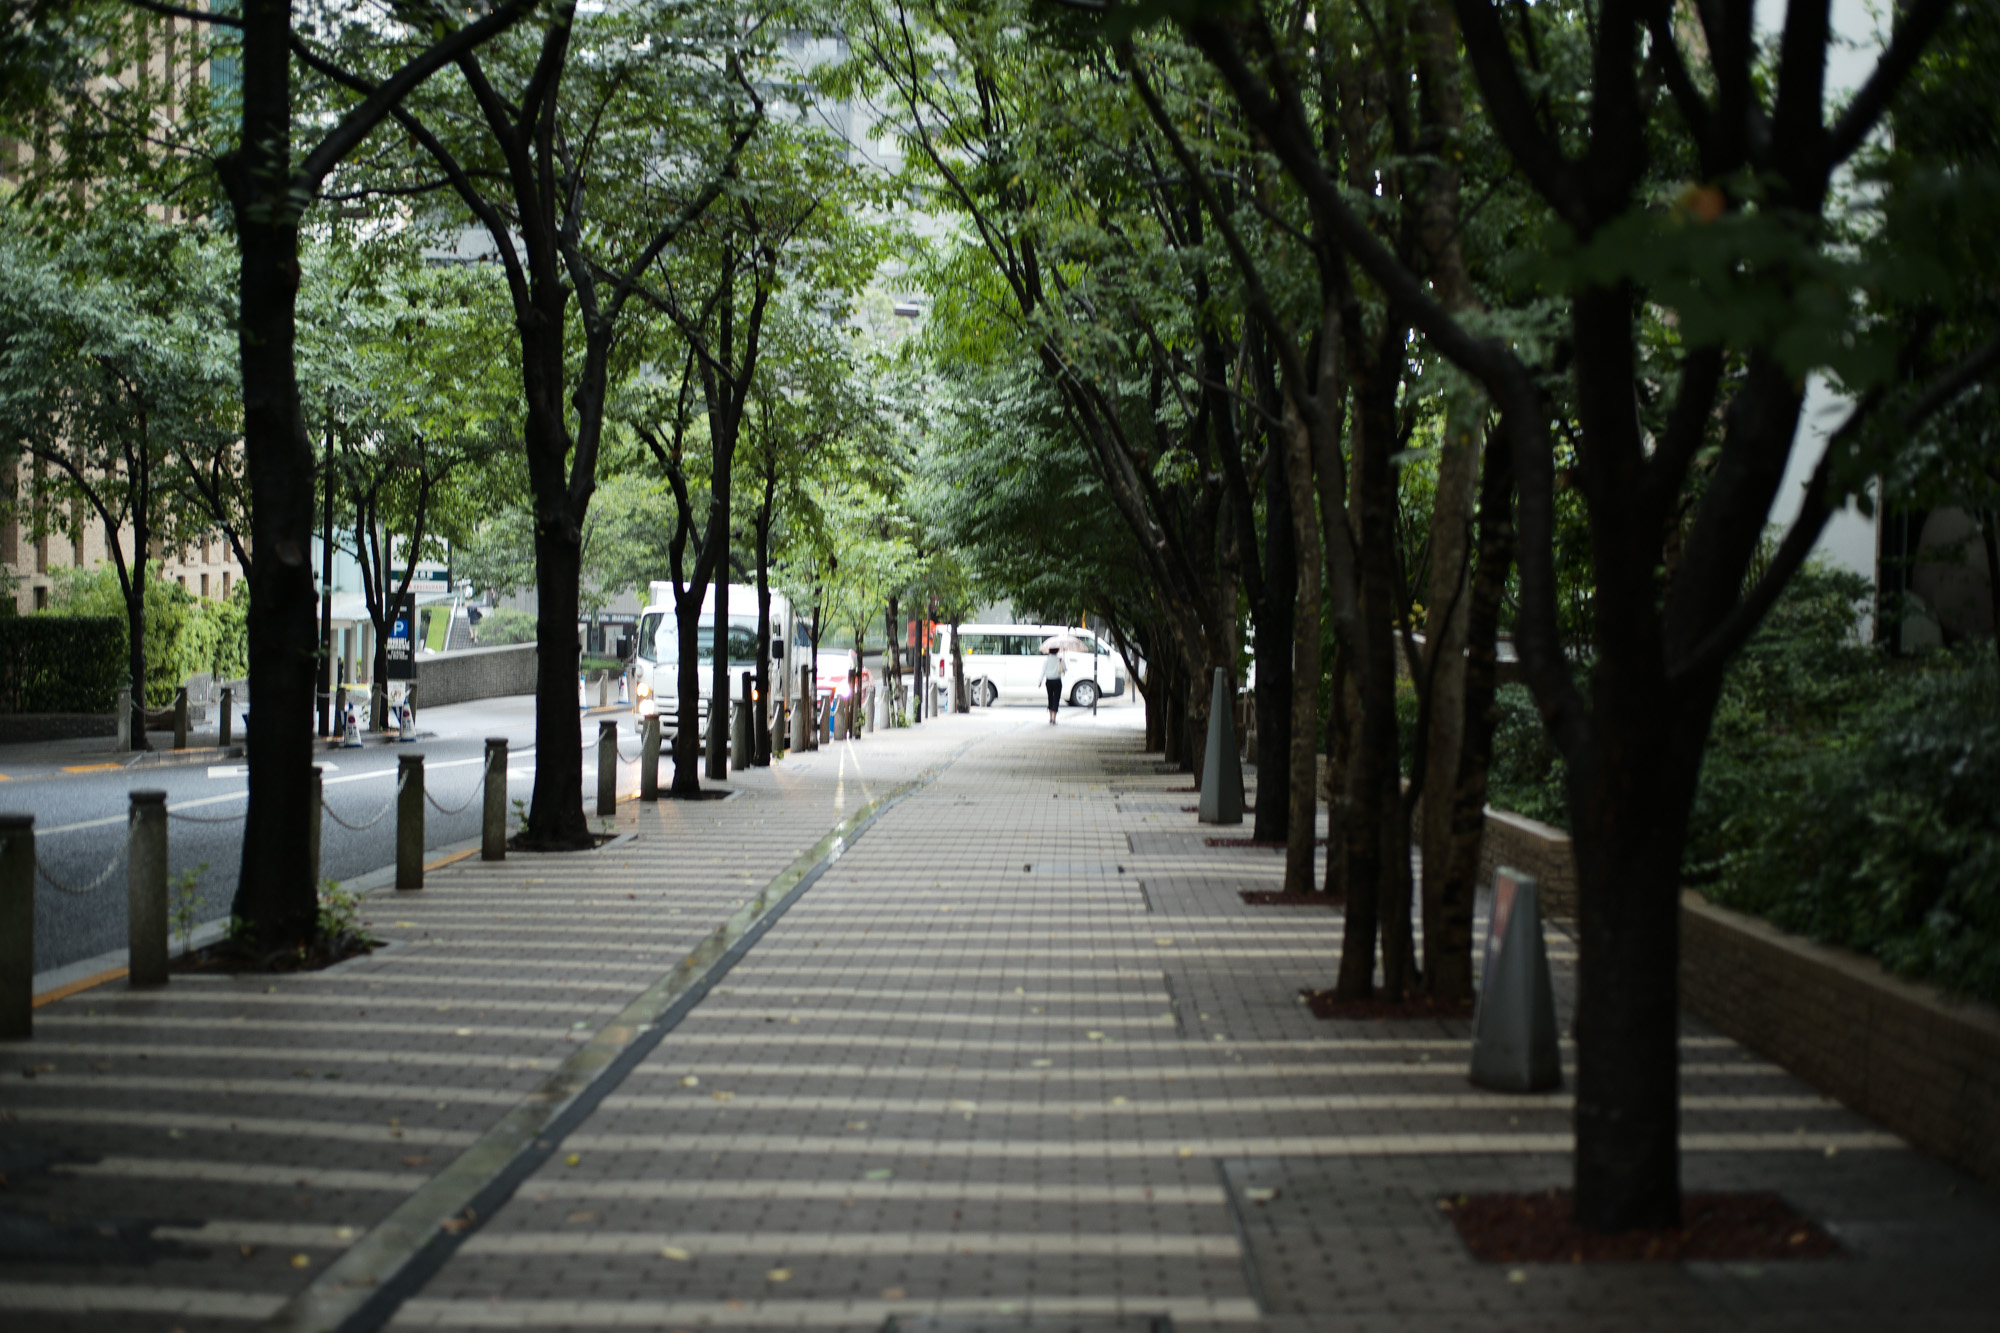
[1300,987,1475,1020]
[1240,890,1343,907]
[1441,1189,1840,1263]
[1205,836,1327,849]
[1183,804,1257,814]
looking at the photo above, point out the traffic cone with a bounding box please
[342,704,362,748]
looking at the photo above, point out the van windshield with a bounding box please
[638,614,761,665]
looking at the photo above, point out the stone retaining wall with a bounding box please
[413,643,538,708]
[1476,806,1579,919]
[1473,802,2000,1191]
[1680,891,2000,1192]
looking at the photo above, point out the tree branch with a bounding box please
[295,0,543,190]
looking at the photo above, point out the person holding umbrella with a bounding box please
[1037,632,1088,723]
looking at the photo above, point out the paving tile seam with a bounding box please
[7,1106,484,1145]
[267,736,985,1333]
[529,1181,1230,1203]
[556,1131,1904,1157]
[456,1232,1245,1258]
[586,1093,1829,1115]
[15,1074,529,1102]
[387,1295,1265,1328]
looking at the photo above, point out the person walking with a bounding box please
[1042,647,1064,724]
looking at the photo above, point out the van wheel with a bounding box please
[983,680,999,707]
[1070,680,1099,708]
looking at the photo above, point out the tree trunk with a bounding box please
[1280,407,1322,894]
[1978,508,2000,668]
[1252,435,1296,846]
[1419,402,1481,990]
[225,2,319,949]
[672,592,705,794]
[522,523,589,845]
[706,574,729,780]
[1433,425,1516,1004]
[1571,716,1702,1232]
[949,617,967,713]
[754,516,772,765]
[126,570,149,749]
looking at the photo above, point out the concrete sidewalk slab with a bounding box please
[2,696,1995,1332]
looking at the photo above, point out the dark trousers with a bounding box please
[1045,679,1061,710]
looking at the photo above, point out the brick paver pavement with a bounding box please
[3,700,1997,1332]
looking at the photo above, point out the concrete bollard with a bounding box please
[116,684,133,751]
[598,672,610,708]
[788,692,806,754]
[1197,668,1245,825]
[482,739,507,861]
[1,813,33,1038]
[127,790,169,986]
[307,765,324,890]
[218,686,234,747]
[640,714,661,802]
[173,686,189,750]
[597,720,618,819]
[1469,869,1562,1092]
[397,753,424,891]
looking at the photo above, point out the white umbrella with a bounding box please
[1040,633,1088,653]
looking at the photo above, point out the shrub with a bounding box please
[1706,654,2000,1005]
[472,606,537,646]
[44,563,247,704]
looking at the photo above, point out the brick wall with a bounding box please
[413,644,538,709]
[1680,891,2000,1192]
[1477,806,1579,920]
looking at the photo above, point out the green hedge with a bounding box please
[43,564,247,706]
[0,616,126,713]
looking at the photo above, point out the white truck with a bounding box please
[629,582,811,736]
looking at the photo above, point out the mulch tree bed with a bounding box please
[1183,804,1257,814]
[1205,836,1327,849]
[1441,1189,1840,1263]
[1240,890,1342,907]
[170,929,380,976]
[1300,987,1474,1020]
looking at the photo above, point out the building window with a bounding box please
[33,585,48,611]
[222,572,231,600]
[200,573,210,599]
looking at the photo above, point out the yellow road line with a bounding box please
[424,848,479,872]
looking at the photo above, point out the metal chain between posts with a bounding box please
[424,776,482,817]
[321,770,407,832]
[33,842,127,897]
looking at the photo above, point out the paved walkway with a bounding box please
[2,702,1995,1331]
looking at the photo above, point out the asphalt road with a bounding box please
[4,695,633,977]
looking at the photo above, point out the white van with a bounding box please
[936,624,1126,708]
[630,582,809,733]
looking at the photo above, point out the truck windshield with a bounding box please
[637,614,761,665]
